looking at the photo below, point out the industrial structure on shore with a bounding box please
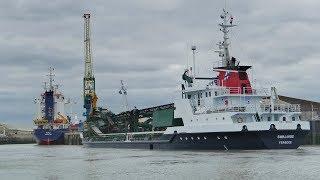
[0,123,34,144]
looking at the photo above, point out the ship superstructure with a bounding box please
[83,8,310,150]
[33,68,70,145]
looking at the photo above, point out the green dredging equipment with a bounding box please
[84,103,184,140]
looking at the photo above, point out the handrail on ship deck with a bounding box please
[89,129,165,142]
[215,87,269,96]
[260,104,301,113]
[183,86,269,96]
[96,131,165,137]
[200,104,301,114]
[196,103,300,115]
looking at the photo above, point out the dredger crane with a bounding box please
[83,13,98,119]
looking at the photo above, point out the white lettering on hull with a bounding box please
[279,141,292,145]
[45,132,52,136]
[277,135,294,139]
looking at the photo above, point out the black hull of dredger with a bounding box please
[83,130,309,150]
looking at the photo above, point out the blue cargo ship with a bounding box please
[33,68,71,145]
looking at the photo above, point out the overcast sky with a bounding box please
[1,0,319,129]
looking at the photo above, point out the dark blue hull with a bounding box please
[33,128,69,145]
[83,130,309,150]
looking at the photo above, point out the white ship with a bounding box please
[83,8,310,150]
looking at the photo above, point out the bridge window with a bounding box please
[292,117,295,121]
[209,92,212,97]
[187,95,191,99]
[282,117,286,121]
[205,92,208,97]
[267,117,271,121]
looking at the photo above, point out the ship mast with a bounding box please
[47,67,55,91]
[215,7,236,67]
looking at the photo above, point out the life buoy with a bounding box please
[237,117,243,123]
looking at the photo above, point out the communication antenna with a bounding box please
[191,45,197,76]
[46,67,55,91]
[119,80,129,111]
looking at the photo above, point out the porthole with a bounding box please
[185,137,188,140]
[217,136,220,140]
[283,117,286,121]
[197,137,200,140]
[180,137,183,140]
[204,136,207,140]
[292,117,296,121]
[224,136,228,140]
[191,137,194,140]
[223,117,225,120]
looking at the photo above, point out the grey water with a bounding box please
[0,144,320,180]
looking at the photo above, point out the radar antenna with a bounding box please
[215,6,236,67]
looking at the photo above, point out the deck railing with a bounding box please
[206,106,247,113]
[260,104,301,113]
[201,103,300,114]
[215,87,269,96]
[89,130,165,142]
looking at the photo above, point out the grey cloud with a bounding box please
[1,0,320,128]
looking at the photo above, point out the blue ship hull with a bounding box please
[34,128,69,145]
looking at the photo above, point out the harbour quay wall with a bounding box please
[304,121,320,145]
[0,124,35,144]
[279,96,320,145]
[64,132,82,145]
